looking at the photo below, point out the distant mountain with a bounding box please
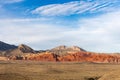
[18,44,35,53]
[0,41,35,57]
[49,45,86,56]
[51,45,86,51]
[0,41,17,51]
[4,44,35,57]
[1,41,120,63]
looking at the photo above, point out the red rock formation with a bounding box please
[10,51,120,63]
[24,52,57,61]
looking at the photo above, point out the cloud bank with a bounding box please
[1,0,120,52]
[1,10,120,52]
[32,0,120,16]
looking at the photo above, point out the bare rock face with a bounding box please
[18,51,120,63]
[52,45,66,50]
[22,52,57,61]
[50,45,86,56]
[18,44,35,53]
[67,46,86,52]
[55,52,120,63]
[51,45,86,51]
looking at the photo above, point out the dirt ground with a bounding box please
[0,60,119,80]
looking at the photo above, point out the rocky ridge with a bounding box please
[1,41,120,63]
[18,44,35,53]
[49,45,86,56]
[0,41,17,51]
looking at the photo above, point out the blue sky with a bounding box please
[0,0,120,52]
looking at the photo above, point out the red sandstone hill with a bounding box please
[1,41,120,63]
[19,51,120,63]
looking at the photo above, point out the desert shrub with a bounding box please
[84,76,101,80]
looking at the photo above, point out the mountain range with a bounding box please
[0,41,120,63]
[0,41,17,51]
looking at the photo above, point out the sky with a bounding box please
[0,0,120,52]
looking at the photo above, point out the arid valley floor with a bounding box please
[1,41,120,80]
[0,61,120,80]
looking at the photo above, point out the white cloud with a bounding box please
[64,11,120,52]
[0,18,69,49]
[0,18,52,22]
[1,11,120,52]
[32,0,120,16]
[32,1,82,16]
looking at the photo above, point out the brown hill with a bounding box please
[1,44,35,57]
[51,45,86,51]
[49,45,86,56]
[18,44,35,53]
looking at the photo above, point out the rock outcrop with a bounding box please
[26,52,57,61]
[18,44,35,53]
[55,52,120,63]
[49,45,86,56]
[1,41,120,63]
[51,45,86,52]
[11,51,120,63]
